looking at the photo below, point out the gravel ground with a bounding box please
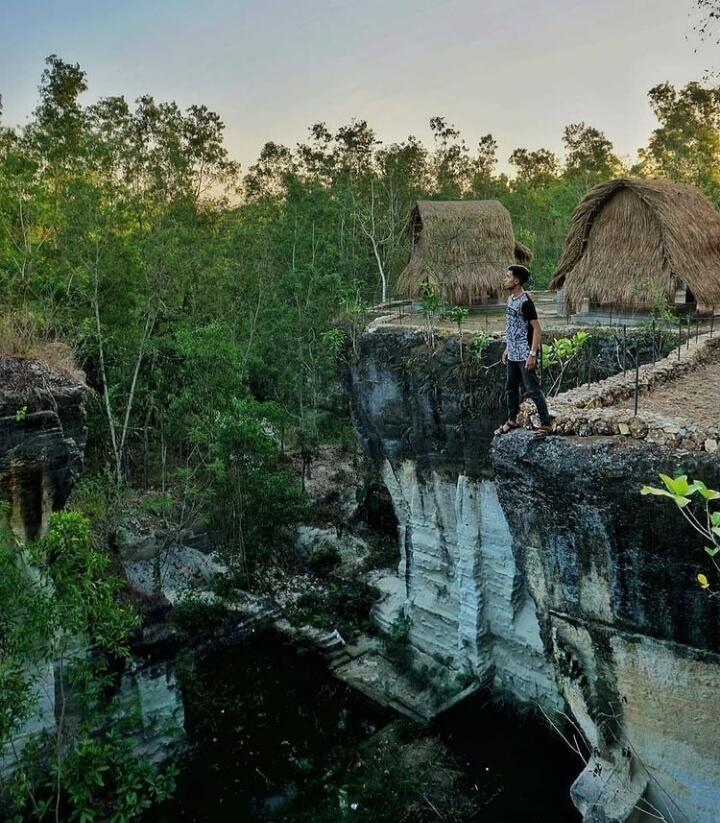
[619,360,720,428]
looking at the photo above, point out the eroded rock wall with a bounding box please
[0,356,188,776]
[493,433,720,822]
[0,356,87,541]
[0,355,89,773]
[381,458,562,710]
[344,327,562,710]
[345,325,720,822]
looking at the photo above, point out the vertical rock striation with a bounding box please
[493,433,720,823]
[381,459,561,710]
[345,325,720,822]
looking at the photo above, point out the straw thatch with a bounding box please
[395,200,533,305]
[550,179,720,311]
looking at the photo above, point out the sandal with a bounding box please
[532,424,553,440]
[494,420,520,436]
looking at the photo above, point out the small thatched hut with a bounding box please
[395,200,532,305]
[550,179,720,313]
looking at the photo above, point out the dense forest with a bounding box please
[0,55,719,570]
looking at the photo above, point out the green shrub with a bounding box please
[187,396,308,573]
[286,580,379,640]
[381,614,413,670]
[361,534,399,572]
[3,722,178,822]
[308,543,342,575]
[280,720,480,822]
[172,593,232,638]
[0,509,176,821]
[138,491,174,517]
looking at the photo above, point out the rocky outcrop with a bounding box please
[379,459,562,711]
[0,355,256,777]
[344,325,720,822]
[0,355,88,773]
[0,356,184,773]
[0,355,87,542]
[493,432,720,822]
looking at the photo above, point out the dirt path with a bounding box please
[619,360,720,427]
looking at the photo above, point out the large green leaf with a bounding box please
[688,480,720,501]
[658,474,699,497]
[640,485,691,508]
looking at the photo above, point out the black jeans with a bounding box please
[506,360,550,425]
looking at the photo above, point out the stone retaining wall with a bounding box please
[520,334,720,451]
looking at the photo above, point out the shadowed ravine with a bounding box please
[144,629,580,822]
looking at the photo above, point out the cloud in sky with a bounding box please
[1,0,714,172]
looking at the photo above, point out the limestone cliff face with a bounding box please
[0,355,87,542]
[344,326,720,823]
[344,327,562,710]
[0,354,89,774]
[0,355,186,775]
[493,433,720,823]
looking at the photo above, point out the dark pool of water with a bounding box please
[146,630,388,822]
[146,630,580,822]
[435,694,582,822]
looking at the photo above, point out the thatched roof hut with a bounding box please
[395,200,532,305]
[550,179,720,312]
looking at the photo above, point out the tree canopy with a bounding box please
[1,55,719,565]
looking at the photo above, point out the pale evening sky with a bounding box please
[0,0,715,173]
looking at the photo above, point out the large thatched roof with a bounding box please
[395,200,532,305]
[550,178,720,311]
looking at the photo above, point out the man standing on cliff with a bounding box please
[494,265,552,439]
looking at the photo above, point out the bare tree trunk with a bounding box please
[369,233,387,304]
[356,180,392,304]
[142,395,154,490]
[92,276,121,482]
[117,313,155,471]
[93,264,155,484]
[160,421,167,495]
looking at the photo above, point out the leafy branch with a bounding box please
[541,331,589,395]
[641,473,720,594]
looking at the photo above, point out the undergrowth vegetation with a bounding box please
[285,580,380,641]
[283,720,481,823]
